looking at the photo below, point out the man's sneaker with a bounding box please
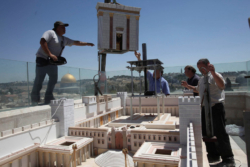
[216,161,236,167]
[208,156,221,163]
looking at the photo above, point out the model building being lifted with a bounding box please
[96,1,141,54]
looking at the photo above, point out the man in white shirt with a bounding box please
[31,21,94,105]
[182,59,235,167]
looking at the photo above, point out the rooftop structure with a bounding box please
[134,142,181,167]
[96,2,141,54]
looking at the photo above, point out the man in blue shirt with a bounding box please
[184,65,200,96]
[134,51,170,95]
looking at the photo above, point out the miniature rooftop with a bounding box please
[133,142,181,166]
[40,136,93,154]
[96,2,141,13]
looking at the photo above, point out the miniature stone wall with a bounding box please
[187,123,199,167]
[126,106,179,116]
[117,92,127,115]
[0,105,51,132]
[74,102,86,122]
[178,96,202,167]
[50,99,75,137]
[0,121,58,159]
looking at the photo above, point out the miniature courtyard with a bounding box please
[101,113,179,130]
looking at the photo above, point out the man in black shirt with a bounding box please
[183,65,200,96]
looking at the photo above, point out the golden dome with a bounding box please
[61,73,77,83]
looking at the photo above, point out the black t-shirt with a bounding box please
[187,74,200,96]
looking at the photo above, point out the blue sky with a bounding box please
[0,0,250,72]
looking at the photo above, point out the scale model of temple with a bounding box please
[96,1,141,54]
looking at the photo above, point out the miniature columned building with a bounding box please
[96,2,141,53]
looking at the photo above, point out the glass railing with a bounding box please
[0,58,250,112]
[246,60,250,92]
[0,59,30,111]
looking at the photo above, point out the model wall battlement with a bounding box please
[104,95,112,102]
[0,119,54,138]
[50,99,74,106]
[82,96,97,104]
[178,96,200,105]
[96,96,105,103]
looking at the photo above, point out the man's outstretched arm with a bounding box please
[181,81,199,93]
[73,41,94,46]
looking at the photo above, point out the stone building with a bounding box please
[96,2,141,53]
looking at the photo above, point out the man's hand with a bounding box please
[50,54,58,61]
[208,63,215,73]
[134,51,141,61]
[208,63,225,89]
[181,81,188,88]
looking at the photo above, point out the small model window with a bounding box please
[153,136,155,140]
[102,133,104,137]
[102,140,104,144]
[109,138,111,141]
[71,131,73,135]
[98,140,100,144]
[159,136,161,140]
[98,133,100,137]
[148,135,151,140]
[82,131,84,136]
[143,135,146,140]
[90,132,92,136]
[169,137,172,141]
[139,143,141,147]
[134,135,136,139]
[139,135,141,139]
[75,132,77,135]
[86,132,88,136]
[134,142,137,147]
[174,137,177,141]
[79,132,81,136]
[164,137,166,141]
[128,139,130,142]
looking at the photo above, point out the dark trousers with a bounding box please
[31,65,58,103]
[202,103,234,161]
